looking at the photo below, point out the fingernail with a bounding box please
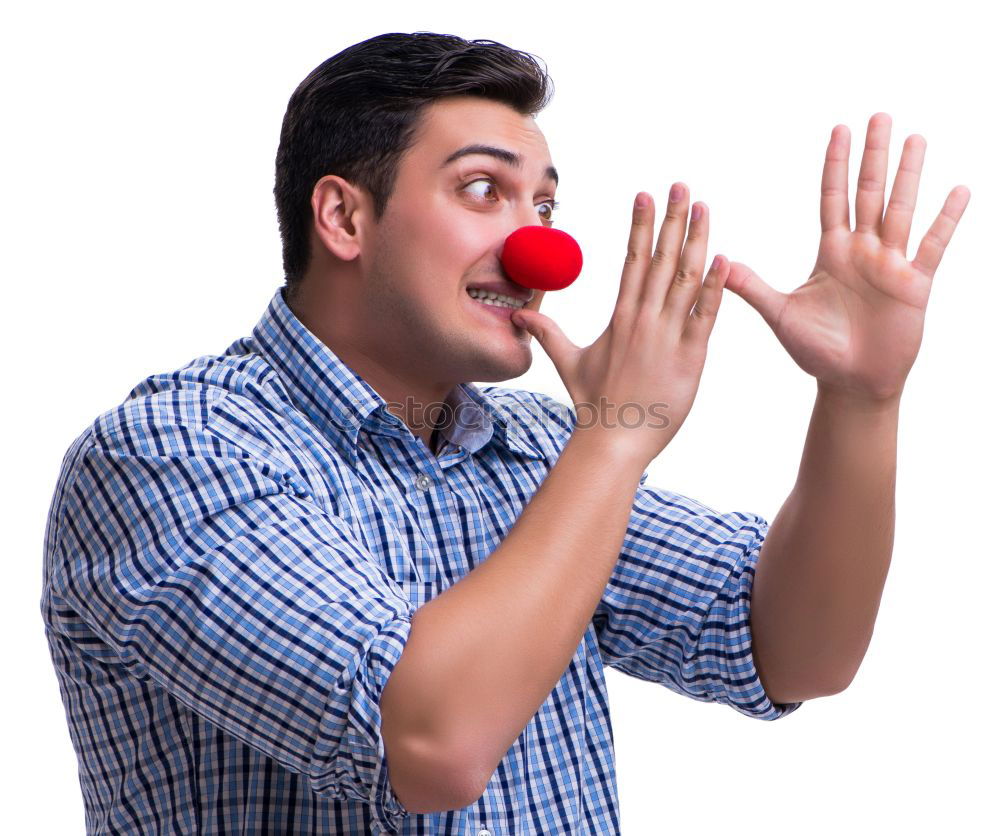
[691,203,703,221]
[669,184,683,202]
[635,192,649,208]
[711,254,722,271]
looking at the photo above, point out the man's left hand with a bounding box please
[724,112,970,403]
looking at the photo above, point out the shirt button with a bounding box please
[415,473,432,491]
[476,830,492,836]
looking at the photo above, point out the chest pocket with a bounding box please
[327,470,450,601]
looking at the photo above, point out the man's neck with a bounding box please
[286,285,455,452]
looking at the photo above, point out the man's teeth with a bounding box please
[466,288,526,309]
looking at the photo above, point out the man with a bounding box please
[41,31,969,835]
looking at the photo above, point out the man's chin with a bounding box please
[469,349,532,384]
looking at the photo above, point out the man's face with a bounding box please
[360,95,558,387]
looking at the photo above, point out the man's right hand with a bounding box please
[512,182,729,468]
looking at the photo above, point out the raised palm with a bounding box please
[726,113,970,402]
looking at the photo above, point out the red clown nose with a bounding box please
[500,226,583,292]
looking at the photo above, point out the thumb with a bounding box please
[724,261,787,332]
[512,307,578,370]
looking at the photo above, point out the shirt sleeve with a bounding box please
[48,396,417,833]
[484,387,801,722]
[592,479,803,720]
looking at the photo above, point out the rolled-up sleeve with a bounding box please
[592,480,803,721]
[49,413,417,832]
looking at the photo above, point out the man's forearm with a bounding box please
[750,383,900,704]
[379,430,647,812]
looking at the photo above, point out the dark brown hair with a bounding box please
[273,32,554,297]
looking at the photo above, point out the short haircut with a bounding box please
[273,32,554,297]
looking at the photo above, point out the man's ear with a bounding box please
[310,174,372,262]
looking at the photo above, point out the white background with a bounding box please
[4,1,997,832]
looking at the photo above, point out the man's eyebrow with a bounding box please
[440,144,559,186]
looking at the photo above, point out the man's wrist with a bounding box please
[565,427,651,478]
[815,381,903,416]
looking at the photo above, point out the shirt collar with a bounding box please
[250,287,545,467]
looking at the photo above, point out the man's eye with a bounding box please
[462,178,560,223]
[537,200,560,222]
[462,178,500,201]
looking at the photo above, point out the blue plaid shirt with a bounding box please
[42,286,801,835]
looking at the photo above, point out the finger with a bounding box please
[722,261,787,332]
[614,192,655,315]
[881,134,927,255]
[637,182,689,311]
[662,201,710,323]
[820,125,851,233]
[511,307,579,371]
[911,185,971,279]
[682,254,729,347]
[855,113,892,235]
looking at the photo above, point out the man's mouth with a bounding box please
[466,287,528,310]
